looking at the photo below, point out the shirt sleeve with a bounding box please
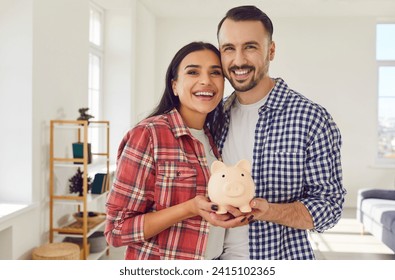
[300,117,347,233]
[104,125,156,246]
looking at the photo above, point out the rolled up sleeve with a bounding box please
[104,126,155,246]
[300,117,346,233]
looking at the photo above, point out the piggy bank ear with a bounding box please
[211,160,226,173]
[236,159,251,173]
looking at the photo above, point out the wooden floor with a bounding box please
[310,207,395,260]
[100,208,395,260]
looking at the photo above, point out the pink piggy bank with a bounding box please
[208,159,255,214]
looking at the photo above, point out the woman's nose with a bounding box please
[199,73,211,85]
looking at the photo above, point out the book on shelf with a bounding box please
[91,173,108,194]
[72,142,92,164]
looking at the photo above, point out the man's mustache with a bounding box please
[228,65,255,72]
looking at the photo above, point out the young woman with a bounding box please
[104,42,236,260]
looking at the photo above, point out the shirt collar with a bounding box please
[166,108,191,138]
[166,108,211,139]
[224,78,290,113]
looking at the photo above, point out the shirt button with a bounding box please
[176,171,181,176]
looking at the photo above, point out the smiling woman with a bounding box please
[104,42,232,260]
[172,49,224,129]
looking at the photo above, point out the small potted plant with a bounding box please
[68,167,92,196]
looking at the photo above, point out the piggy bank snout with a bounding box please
[222,182,245,197]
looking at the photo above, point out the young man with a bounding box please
[212,5,347,260]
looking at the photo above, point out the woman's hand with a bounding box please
[187,195,215,217]
[208,205,253,228]
[193,198,253,228]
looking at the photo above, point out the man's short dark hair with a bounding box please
[217,5,274,41]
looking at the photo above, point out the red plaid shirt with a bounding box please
[105,108,221,259]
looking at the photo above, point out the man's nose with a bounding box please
[233,49,247,66]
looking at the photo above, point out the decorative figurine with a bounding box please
[77,108,94,122]
[208,159,255,214]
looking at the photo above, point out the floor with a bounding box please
[100,207,395,260]
[310,207,395,260]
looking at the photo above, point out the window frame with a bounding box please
[376,22,395,166]
[89,2,104,152]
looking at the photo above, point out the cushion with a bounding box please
[360,189,395,200]
[381,211,395,233]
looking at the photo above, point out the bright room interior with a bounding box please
[0,0,395,260]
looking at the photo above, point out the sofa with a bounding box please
[357,188,395,253]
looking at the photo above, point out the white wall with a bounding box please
[103,0,157,159]
[134,1,156,122]
[32,0,90,250]
[0,0,32,203]
[1,0,90,259]
[0,0,35,260]
[103,6,133,161]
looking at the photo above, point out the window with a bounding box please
[377,23,395,163]
[89,3,104,151]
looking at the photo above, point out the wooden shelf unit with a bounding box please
[49,120,110,259]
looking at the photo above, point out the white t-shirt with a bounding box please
[189,128,225,260]
[222,96,268,165]
[220,94,269,260]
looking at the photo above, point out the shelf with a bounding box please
[53,120,110,129]
[53,158,109,174]
[55,217,106,238]
[49,119,110,259]
[53,192,108,205]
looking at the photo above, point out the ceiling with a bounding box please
[96,0,395,18]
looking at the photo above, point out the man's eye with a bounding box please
[246,45,257,50]
[223,47,234,52]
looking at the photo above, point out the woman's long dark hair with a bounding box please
[147,41,226,143]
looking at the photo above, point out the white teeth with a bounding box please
[195,92,214,97]
[234,69,249,75]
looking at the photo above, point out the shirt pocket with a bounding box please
[155,161,197,208]
[264,151,305,202]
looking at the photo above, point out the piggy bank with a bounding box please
[208,159,255,214]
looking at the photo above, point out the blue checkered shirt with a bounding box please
[216,78,346,259]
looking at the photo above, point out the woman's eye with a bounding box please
[211,70,223,76]
[187,70,198,75]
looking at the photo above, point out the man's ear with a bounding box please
[269,41,275,61]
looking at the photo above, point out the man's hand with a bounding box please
[249,198,270,222]
[248,198,314,229]
[208,205,254,228]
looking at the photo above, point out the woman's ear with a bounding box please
[171,79,178,96]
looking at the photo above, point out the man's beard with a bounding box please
[231,78,258,92]
[226,65,265,92]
